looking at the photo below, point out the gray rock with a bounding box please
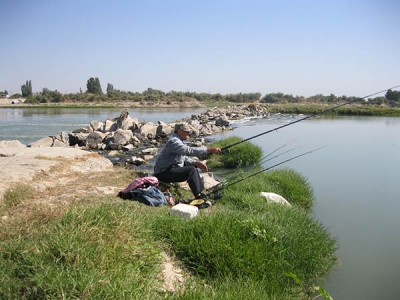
[103,119,117,132]
[142,148,158,155]
[90,121,104,132]
[68,133,90,147]
[215,116,230,127]
[106,129,134,149]
[139,123,158,139]
[156,122,173,138]
[118,116,139,131]
[72,126,93,133]
[52,139,69,147]
[143,155,154,161]
[28,137,54,147]
[122,144,135,151]
[86,131,106,149]
[130,156,145,166]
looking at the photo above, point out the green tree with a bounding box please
[21,80,32,97]
[86,77,103,94]
[261,93,284,103]
[107,83,114,97]
[385,89,400,102]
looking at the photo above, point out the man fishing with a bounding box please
[153,123,221,199]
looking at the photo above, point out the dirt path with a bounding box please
[0,144,113,201]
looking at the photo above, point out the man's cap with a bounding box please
[174,123,192,133]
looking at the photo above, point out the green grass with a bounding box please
[208,136,263,168]
[0,199,163,299]
[151,207,336,298]
[0,169,336,299]
[148,168,336,299]
[220,169,314,210]
[1,184,33,211]
[267,103,400,116]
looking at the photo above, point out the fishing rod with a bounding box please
[221,84,400,152]
[260,145,300,165]
[259,138,298,162]
[216,145,302,188]
[209,140,301,190]
[204,145,328,199]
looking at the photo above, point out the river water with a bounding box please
[1,107,399,299]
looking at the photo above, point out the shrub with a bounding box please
[208,136,262,168]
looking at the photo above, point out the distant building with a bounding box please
[0,91,9,98]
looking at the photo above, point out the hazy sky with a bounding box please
[1,0,399,97]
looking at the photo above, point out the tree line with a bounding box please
[6,78,400,107]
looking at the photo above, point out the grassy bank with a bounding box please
[266,103,400,116]
[0,161,337,299]
[3,100,400,116]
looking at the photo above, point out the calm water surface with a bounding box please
[1,108,399,299]
[218,116,400,300]
[0,107,206,145]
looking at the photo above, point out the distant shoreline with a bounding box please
[2,100,400,116]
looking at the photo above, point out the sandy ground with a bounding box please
[0,98,24,105]
[0,143,106,200]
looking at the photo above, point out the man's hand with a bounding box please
[208,147,222,154]
[195,160,209,172]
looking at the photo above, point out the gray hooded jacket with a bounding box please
[154,133,208,173]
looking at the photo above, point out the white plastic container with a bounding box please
[170,203,199,219]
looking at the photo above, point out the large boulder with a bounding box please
[103,119,118,132]
[86,131,106,149]
[29,137,54,147]
[52,139,69,147]
[156,122,173,138]
[90,121,104,132]
[68,133,89,147]
[118,116,139,131]
[215,115,230,127]
[105,129,134,149]
[139,123,158,139]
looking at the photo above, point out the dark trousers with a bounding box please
[154,166,203,197]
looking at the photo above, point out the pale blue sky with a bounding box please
[0,0,399,97]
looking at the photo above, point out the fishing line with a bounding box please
[209,139,301,189]
[260,145,302,165]
[205,145,329,199]
[219,145,303,187]
[259,137,299,162]
[221,84,400,151]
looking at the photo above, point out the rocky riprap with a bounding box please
[27,104,269,168]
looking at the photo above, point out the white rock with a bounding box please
[260,192,291,207]
[142,147,158,155]
[0,140,26,148]
[170,204,198,219]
